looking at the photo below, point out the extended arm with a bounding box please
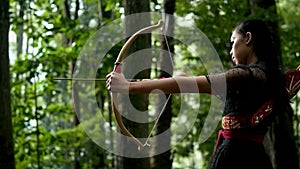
[106,72,212,94]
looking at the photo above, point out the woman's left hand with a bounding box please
[106,72,130,93]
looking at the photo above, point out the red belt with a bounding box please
[222,116,249,129]
[222,101,274,130]
[214,129,264,154]
[215,101,273,154]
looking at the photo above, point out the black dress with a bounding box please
[206,62,274,169]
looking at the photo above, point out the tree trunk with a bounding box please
[17,0,25,59]
[248,0,300,168]
[118,0,151,168]
[151,0,175,168]
[62,1,81,168]
[0,0,16,168]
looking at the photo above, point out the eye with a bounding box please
[227,41,234,48]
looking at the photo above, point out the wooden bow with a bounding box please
[112,20,164,150]
[285,65,300,99]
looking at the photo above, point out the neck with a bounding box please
[247,52,258,65]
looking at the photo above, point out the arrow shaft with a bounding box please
[53,77,145,81]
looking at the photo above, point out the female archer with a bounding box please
[106,19,289,169]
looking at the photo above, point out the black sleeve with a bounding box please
[206,65,267,96]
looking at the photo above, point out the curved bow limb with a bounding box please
[111,20,164,150]
[114,20,164,64]
[285,65,300,99]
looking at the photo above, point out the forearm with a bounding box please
[129,76,211,94]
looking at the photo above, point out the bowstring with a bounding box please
[143,14,174,147]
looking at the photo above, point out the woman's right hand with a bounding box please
[106,72,130,93]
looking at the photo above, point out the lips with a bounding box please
[231,56,237,65]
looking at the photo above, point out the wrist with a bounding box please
[128,82,137,93]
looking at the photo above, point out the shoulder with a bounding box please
[226,63,267,81]
[206,62,267,84]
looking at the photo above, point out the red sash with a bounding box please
[214,129,264,154]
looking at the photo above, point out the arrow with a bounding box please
[53,77,145,81]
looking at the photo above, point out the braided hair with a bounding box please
[234,19,288,114]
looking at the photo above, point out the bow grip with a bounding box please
[113,62,122,73]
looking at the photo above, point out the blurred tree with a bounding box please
[150,0,175,169]
[116,0,152,168]
[0,0,16,168]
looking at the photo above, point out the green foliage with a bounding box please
[8,0,299,168]
[276,0,300,70]
[10,0,115,168]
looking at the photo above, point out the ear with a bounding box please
[245,32,252,45]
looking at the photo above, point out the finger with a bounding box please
[106,76,112,91]
[106,72,113,80]
[106,80,111,91]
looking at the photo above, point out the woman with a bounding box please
[106,19,288,169]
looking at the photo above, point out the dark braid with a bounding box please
[235,19,288,113]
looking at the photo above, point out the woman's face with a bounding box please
[229,30,251,65]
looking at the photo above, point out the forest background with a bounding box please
[0,0,299,169]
